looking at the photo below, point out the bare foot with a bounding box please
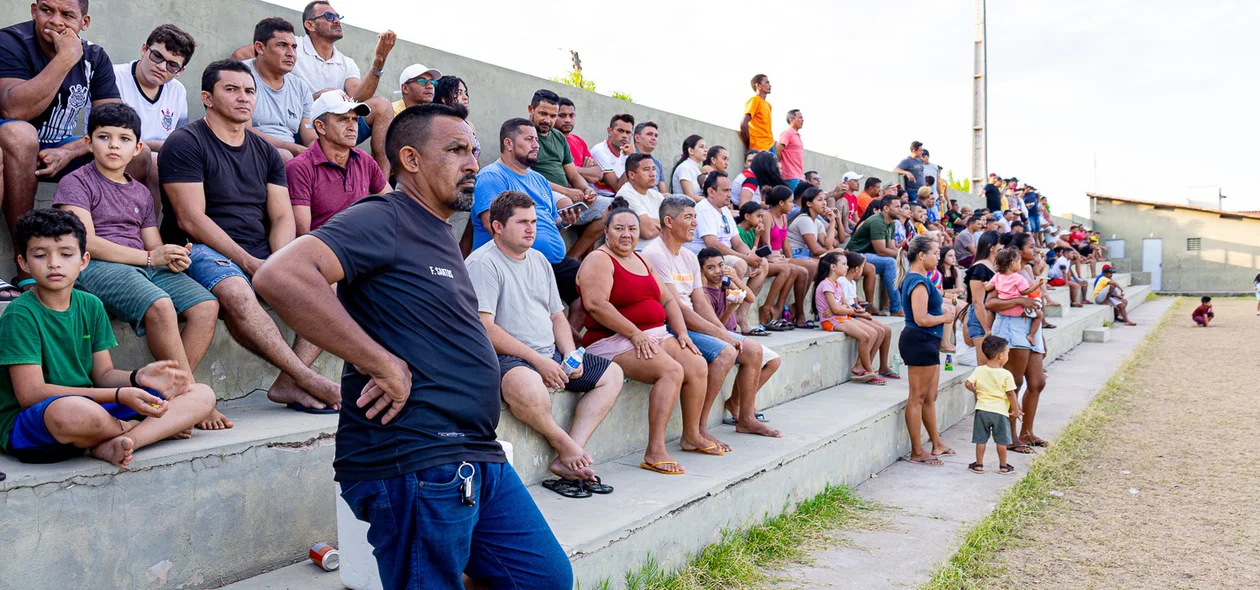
[681,435,726,455]
[1027,333,1038,346]
[723,398,739,419]
[168,428,193,440]
[735,418,783,438]
[197,408,235,430]
[268,372,340,410]
[889,311,905,317]
[296,373,343,407]
[699,430,733,453]
[550,438,592,473]
[549,457,594,481]
[91,436,135,469]
[118,419,141,434]
[940,344,957,353]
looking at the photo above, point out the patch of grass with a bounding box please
[920,298,1182,590]
[1145,291,1159,302]
[610,485,883,589]
[1103,320,1114,328]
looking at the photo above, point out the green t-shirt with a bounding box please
[737,225,757,249]
[846,214,894,254]
[534,129,573,187]
[0,289,117,448]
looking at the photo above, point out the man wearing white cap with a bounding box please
[392,63,441,115]
[840,171,863,230]
[286,92,389,235]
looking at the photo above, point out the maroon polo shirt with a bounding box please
[285,139,389,230]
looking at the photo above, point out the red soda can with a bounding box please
[309,542,340,571]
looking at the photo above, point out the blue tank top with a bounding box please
[900,272,944,339]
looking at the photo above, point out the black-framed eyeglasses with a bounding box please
[308,12,345,22]
[145,46,185,74]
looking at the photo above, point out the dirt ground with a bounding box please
[989,298,1260,589]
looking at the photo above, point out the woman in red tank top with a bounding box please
[577,198,708,476]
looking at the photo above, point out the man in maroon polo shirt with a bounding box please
[285,90,389,235]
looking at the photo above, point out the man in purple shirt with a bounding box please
[286,91,388,235]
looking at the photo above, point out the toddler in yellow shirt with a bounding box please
[965,336,1023,475]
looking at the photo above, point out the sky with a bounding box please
[266,0,1260,217]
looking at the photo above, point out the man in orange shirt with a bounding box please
[740,74,774,152]
[855,177,881,219]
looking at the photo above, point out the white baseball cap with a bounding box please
[399,63,442,88]
[311,91,370,122]
[841,171,863,182]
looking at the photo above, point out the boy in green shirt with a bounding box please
[0,209,215,469]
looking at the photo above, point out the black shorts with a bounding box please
[1076,244,1093,257]
[898,328,941,367]
[497,350,612,393]
[551,257,581,304]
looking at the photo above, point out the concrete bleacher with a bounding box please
[1,264,1152,589]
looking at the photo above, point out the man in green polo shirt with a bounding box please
[527,89,609,258]
[845,195,903,315]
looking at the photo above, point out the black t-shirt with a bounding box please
[310,191,505,481]
[946,210,964,232]
[1024,191,1040,214]
[158,119,287,258]
[983,184,1002,212]
[0,21,119,145]
[963,262,995,305]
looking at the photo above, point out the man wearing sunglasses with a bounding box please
[392,63,441,115]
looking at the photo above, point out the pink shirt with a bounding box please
[814,277,842,323]
[991,272,1031,317]
[286,140,389,231]
[778,127,804,180]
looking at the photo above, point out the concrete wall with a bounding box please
[0,0,894,279]
[1090,197,1260,293]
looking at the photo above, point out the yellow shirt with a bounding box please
[1092,276,1112,299]
[744,94,774,151]
[393,99,406,115]
[968,365,1016,416]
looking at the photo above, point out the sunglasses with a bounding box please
[308,12,345,22]
[145,47,185,74]
[406,77,439,86]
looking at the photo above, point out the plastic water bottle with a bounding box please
[783,305,791,322]
[892,354,902,375]
[561,348,585,376]
[944,354,954,371]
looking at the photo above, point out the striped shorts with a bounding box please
[76,260,217,336]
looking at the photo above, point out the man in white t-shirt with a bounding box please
[232,2,397,176]
[921,149,941,198]
[644,197,784,451]
[589,113,635,196]
[616,153,665,251]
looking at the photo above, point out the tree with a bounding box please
[944,169,971,194]
[552,51,633,102]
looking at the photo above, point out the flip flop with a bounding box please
[640,461,685,475]
[867,376,887,386]
[906,456,943,467]
[721,413,769,426]
[851,370,876,383]
[934,447,957,456]
[0,279,20,302]
[542,478,591,499]
[765,319,792,332]
[1008,444,1035,454]
[582,475,613,494]
[880,371,902,380]
[1028,438,1050,448]
[682,442,724,456]
[745,326,771,337]
[286,402,339,415]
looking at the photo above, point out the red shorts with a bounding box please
[1048,277,1066,287]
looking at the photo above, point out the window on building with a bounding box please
[1186,238,1201,251]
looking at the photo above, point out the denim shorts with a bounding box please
[339,461,571,589]
[356,117,371,144]
[792,247,812,259]
[990,314,1045,354]
[4,388,165,463]
[669,327,732,363]
[966,304,986,339]
[185,244,251,291]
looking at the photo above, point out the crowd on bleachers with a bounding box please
[0,1,1131,586]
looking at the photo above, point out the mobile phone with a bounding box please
[755,245,772,257]
[557,201,589,215]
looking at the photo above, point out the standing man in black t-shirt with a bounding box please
[255,103,570,589]
[159,59,341,417]
[0,0,149,286]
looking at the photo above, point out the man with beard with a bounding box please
[555,96,601,186]
[254,102,572,588]
[632,120,668,194]
[528,89,605,258]
[470,118,583,307]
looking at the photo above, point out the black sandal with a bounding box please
[582,475,613,494]
[968,462,984,474]
[999,464,1016,475]
[541,478,591,499]
[765,319,792,332]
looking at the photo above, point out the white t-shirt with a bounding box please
[292,35,361,94]
[617,183,665,251]
[838,276,859,306]
[687,198,739,254]
[111,61,187,142]
[642,239,702,310]
[1049,257,1070,280]
[923,162,941,196]
[589,139,628,196]
[730,170,750,206]
[787,214,827,252]
[672,158,702,195]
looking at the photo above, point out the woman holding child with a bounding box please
[985,233,1048,453]
[897,236,953,465]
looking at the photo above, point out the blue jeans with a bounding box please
[863,253,903,312]
[339,461,571,590]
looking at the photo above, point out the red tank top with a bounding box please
[580,251,666,347]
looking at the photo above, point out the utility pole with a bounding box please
[971,0,987,192]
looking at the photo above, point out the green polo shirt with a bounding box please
[534,129,573,187]
[846,214,894,254]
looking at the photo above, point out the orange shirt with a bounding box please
[856,192,875,218]
[744,94,774,151]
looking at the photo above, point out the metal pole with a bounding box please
[971,0,987,192]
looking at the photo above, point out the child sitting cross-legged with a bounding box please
[965,335,1022,475]
[812,251,886,385]
[990,247,1045,346]
[0,209,216,470]
[51,102,230,431]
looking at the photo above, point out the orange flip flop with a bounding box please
[681,442,725,456]
[640,461,685,475]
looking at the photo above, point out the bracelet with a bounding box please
[130,370,139,387]
[146,251,152,268]
[370,68,384,77]
[115,387,121,405]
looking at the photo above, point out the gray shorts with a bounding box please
[972,409,1013,445]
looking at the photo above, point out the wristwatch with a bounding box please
[370,68,384,77]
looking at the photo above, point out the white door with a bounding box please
[1142,238,1162,291]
